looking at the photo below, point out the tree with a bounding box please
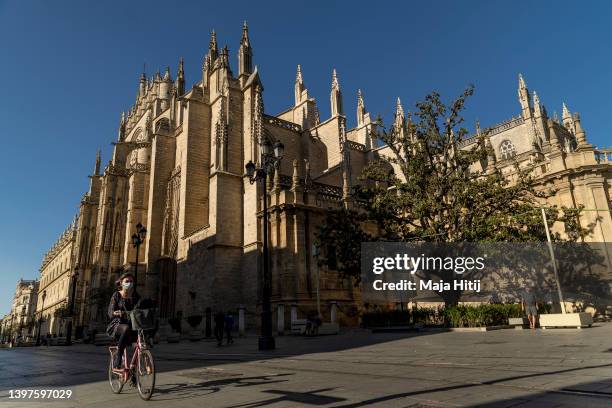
[315,208,373,285]
[317,87,595,305]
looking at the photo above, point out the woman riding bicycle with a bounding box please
[107,272,140,369]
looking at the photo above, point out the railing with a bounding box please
[595,148,612,164]
[346,141,366,151]
[488,115,524,136]
[460,116,525,148]
[264,115,302,132]
[268,176,344,207]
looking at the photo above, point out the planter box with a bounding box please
[509,317,529,329]
[539,312,593,329]
[318,322,339,335]
[291,319,307,335]
[54,337,67,346]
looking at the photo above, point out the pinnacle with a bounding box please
[331,68,341,91]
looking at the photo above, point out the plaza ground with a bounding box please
[2,324,612,407]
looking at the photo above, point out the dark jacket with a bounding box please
[106,291,141,336]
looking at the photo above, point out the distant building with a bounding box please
[36,25,611,332]
[4,279,39,341]
[36,222,77,336]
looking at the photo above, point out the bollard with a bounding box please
[277,304,285,335]
[291,304,297,325]
[205,307,212,338]
[330,301,338,324]
[238,305,245,337]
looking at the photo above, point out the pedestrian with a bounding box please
[224,312,234,345]
[521,287,539,329]
[214,311,225,346]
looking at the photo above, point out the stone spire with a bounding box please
[330,69,343,117]
[238,21,253,77]
[202,31,217,88]
[295,65,305,105]
[209,30,218,61]
[118,111,126,141]
[219,45,232,76]
[357,89,366,127]
[547,118,563,152]
[176,57,185,96]
[394,97,405,135]
[94,149,101,176]
[517,73,531,119]
[572,112,589,148]
[562,102,574,131]
[139,69,147,98]
[533,91,542,117]
[272,165,281,194]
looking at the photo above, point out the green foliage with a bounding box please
[362,304,523,328]
[316,87,596,303]
[315,208,373,285]
[359,86,593,243]
[441,304,522,327]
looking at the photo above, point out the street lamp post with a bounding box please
[36,290,47,346]
[66,268,79,345]
[131,223,147,289]
[245,139,284,351]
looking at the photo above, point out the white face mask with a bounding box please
[122,282,134,290]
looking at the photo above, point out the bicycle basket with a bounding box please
[129,308,156,330]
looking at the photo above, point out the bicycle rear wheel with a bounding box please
[108,351,125,394]
[136,349,155,400]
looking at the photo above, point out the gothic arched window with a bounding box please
[499,140,517,160]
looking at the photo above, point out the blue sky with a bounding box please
[0,0,610,314]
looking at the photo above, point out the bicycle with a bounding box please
[107,309,156,400]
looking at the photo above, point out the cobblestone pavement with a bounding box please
[2,324,612,407]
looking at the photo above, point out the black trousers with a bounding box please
[115,324,136,361]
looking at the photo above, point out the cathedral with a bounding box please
[34,24,611,336]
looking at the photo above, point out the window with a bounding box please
[499,139,517,160]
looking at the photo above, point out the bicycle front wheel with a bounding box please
[136,349,155,400]
[108,352,124,394]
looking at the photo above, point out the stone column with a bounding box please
[330,301,338,324]
[290,304,298,326]
[277,304,285,335]
[238,305,245,337]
